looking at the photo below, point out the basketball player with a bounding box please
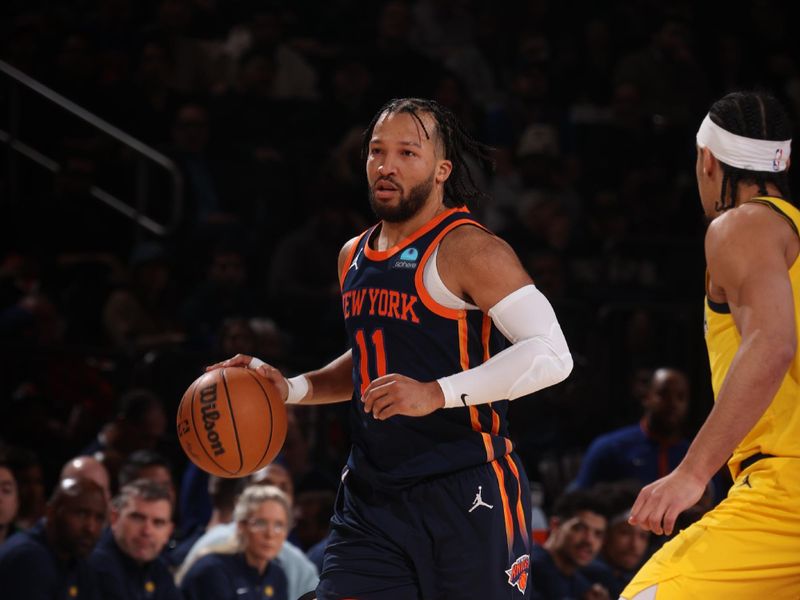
[622,91,800,599]
[209,98,573,599]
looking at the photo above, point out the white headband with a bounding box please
[696,114,791,172]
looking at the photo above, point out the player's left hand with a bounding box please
[362,374,445,419]
[628,467,707,536]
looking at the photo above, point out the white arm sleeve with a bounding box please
[436,284,573,408]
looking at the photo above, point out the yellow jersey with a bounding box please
[705,196,800,474]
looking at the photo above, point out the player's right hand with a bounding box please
[205,354,290,403]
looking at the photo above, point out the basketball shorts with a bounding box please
[316,453,532,600]
[621,456,800,599]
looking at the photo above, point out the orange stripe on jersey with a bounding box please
[460,317,495,461]
[363,206,468,261]
[491,460,514,553]
[505,455,529,547]
[415,218,490,320]
[458,317,470,371]
[481,314,502,436]
[470,407,495,462]
[339,230,370,288]
[481,314,492,362]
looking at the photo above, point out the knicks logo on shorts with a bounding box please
[505,554,529,593]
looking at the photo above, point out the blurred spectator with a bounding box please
[291,489,335,553]
[168,474,249,568]
[102,241,184,353]
[221,8,319,100]
[569,368,690,490]
[83,388,169,487]
[531,488,610,600]
[60,455,112,507]
[181,463,318,600]
[179,485,293,600]
[4,446,47,530]
[0,458,19,545]
[117,450,176,509]
[580,482,649,597]
[89,479,179,600]
[614,15,709,133]
[179,239,257,349]
[0,478,106,599]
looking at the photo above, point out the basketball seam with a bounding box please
[245,369,276,469]
[220,369,245,474]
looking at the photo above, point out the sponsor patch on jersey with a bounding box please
[505,554,529,593]
[400,247,419,261]
[393,247,419,269]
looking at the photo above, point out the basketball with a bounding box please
[176,367,287,478]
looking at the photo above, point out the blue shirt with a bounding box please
[0,521,100,600]
[180,552,288,600]
[89,529,181,600]
[570,422,689,489]
[530,544,592,600]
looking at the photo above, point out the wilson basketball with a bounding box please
[176,367,287,478]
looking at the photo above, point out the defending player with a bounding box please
[209,98,573,599]
[623,91,800,598]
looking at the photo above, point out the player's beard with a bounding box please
[368,171,435,223]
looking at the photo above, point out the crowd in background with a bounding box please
[0,0,798,597]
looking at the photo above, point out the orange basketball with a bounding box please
[176,367,287,478]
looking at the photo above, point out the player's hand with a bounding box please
[582,583,610,600]
[628,467,707,536]
[205,354,290,403]
[362,373,445,420]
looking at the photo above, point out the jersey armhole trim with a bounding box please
[414,219,488,320]
[339,229,370,288]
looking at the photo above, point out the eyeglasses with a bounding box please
[244,518,287,534]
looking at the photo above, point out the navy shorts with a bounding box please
[317,453,532,600]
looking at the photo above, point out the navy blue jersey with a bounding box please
[0,521,101,600]
[340,207,513,490]
[89,529,181,600]
[180,552,287,600]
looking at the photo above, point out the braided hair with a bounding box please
[361,98,494,209]
[708,91,793,211]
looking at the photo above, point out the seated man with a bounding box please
[581,483,650,598]
[60,456,111,507]
[0,478,105,599]
[89,479,180,600]
[570,368,691,490]
[531,489,610,600]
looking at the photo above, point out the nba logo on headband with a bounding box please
[773,148,784,172]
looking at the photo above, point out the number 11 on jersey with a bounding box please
[354,328,387,394]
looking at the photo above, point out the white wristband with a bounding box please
[248,357,266,369]
[286,375,309,404]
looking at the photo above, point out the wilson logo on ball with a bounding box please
[199,383,226,456]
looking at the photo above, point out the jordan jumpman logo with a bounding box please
[469,485,494,512]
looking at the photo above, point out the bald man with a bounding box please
[570,368,692,490]
[0,478,105,599]
[61,456,111,505]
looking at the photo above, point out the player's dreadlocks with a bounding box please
[708,91,793,211]
[362,98,494,209]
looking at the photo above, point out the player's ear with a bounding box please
[435,159,452,184]
[700,146,717,177]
